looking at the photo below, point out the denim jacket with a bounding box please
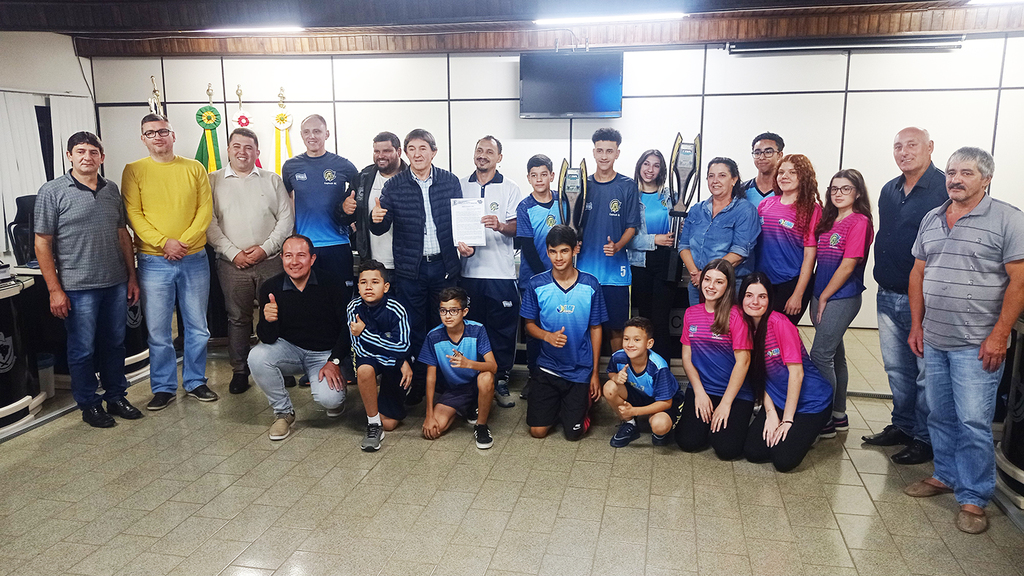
[627,186,673,268]
[676,195,760,277]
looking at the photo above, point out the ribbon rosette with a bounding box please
[194,105,222,172]
[274,111,294,175]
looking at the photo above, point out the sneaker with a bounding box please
[495,379,516,408]
[326,404,345,418]
[187,385,219,402]
[361,423,385,451]
[229,372,250,394]
[467,407,479,425]
[298,375,310,388]
[283,376,297,388]
[832,414,849,431]
[652,432,670,446]
[146,392,176,411]
[268,413,295,441]
[474,424,494,449]
[818,418,837,439]
[610,421,641,448]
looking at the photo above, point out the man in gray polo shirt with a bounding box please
[904,147,1024,534]
[208,128,294,395]
[34,131,143,428]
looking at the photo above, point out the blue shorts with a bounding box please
[435,378,480,418]
[602,285,630,331]
[356,356,407,421]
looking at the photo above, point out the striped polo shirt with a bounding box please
[912,194,1024,350]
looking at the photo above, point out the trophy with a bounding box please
[557,159,588,233]
[666,132,701,281]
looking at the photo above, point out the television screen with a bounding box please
[519,51,623,119]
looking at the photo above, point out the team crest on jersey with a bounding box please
[545,215,556,226]
[829,233,841,247]
[489,201,499,211]
[688,325,698,335]
[585,202,593,211]
[767,347,782,358]
[556,304,575,314]
[779,219,794,229]
[609,199,620,213]
[295,172,307,181]
[323,169,336,182]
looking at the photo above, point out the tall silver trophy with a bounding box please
[557,159,588,233]
[666,133,701,281]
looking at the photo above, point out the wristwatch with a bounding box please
[330,357,341,366]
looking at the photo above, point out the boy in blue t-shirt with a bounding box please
[603,316,684,448]
[521,225,608,441]
[420,286,498,449]
[574,128,640,355]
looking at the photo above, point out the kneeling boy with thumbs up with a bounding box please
[520,225,608,441]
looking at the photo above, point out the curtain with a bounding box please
[0,92,47,252]
[50,95,97,176]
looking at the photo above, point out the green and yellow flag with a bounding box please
[195,105,222,172]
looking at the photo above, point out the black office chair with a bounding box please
[6,195,36,265]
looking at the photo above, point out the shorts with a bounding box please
[435,377,480,418]
[602,285,630,331]
[357,356,407,421]
[527,370,591,440]
[625,386,684,429]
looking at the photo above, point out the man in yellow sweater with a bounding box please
[122,113,217,410]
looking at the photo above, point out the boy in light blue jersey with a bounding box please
[420,286,497,449]
[603,316,684,448]
[575,128,640,354]
[521,225,608,441]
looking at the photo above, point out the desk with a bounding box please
[0,276,40,432]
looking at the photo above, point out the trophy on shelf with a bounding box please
[666,132,701,281]
[557,159,588,234]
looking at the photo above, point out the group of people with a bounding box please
[34,112,1024,534]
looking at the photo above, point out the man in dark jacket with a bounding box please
[336,131,407,277]
[370,128,462,399]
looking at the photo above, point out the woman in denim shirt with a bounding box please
[677,157,761,306]
[627,149,677,358]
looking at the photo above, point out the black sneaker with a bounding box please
[467,407,479,425]
[82,405,115,428]
[229,373,250,394]
[651,432,670,446]
[187,385,219,402]
[106,398,143,419]
[146,392,176,411]
[283,376,297,388]
[610,421,641,448]
[474,424,493,449]
[298,375,310,388]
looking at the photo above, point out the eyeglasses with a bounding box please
[751,149,778,159]
[439,307,465,317]
[828,185,857,196]
[142,129,172,139]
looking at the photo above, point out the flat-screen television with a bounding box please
[519,51,623,119]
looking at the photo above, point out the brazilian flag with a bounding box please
[195,105,222,172]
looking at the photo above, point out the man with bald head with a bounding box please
[861,127,947,465]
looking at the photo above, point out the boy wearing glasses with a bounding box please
[744,131,785,208]
[420,286,498,449]
[348,259,412,451]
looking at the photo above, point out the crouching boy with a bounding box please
[521,224,607,441]
[420,286,498,449]
[604,316,684,447]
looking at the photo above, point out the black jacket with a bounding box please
[336,160,408,261]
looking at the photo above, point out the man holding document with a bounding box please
[458,136,525,408]
[370,128,462,400]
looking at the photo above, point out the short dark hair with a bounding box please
[439,286,469,309]
[477,135,502,154]
[404,128,437,151]
[527,154,553,173]
[373,131,401,149]
[751,132,784,151]
[66,131,103,155]
[624,316,654,339]
[592,127,621,146]
[141,113,168,129]
[358,258,388,282]
[229,127,259,149]
[546,224,577,249]
[283,233,314,252]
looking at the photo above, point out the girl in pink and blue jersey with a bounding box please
[740,273,834,472]
[677,259,753,460]
[810,169,874,438]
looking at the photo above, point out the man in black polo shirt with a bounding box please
[862,127,947,465]
[248,234,351,441]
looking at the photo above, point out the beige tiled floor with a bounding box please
[1,329,1022,576]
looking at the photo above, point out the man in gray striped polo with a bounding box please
[904,147,1024,534]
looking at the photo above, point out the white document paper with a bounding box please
[451,198,486,246]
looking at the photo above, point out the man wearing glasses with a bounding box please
[743,132,785,208]
[122,113,216,410]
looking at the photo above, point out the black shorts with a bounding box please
[357,356,407,421]
[602,285,630,331]
[435,376,480,418]
[527,370,591,439]
[625,386,685,429]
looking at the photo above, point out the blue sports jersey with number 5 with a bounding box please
[576,174,640,286]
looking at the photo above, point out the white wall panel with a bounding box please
[450,100,570,181]
[163,58,225,103]
[92,58,163,104]
[992,90,1024,210]
[221,102,338,169]
[1003,36,1024,88]
[0,32,92,97]
[848,37,1004,91]
[704,48,847,94]
[223,58,333,102]
[97,105,153,185]
[449,54,520,100]
[333,102,449,170]
[333,55,448,101]
[623,48,705,97]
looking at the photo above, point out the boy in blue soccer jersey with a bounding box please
[603,316,685,448]
[575,128,640,354]
[420,286,498,449]
[348,259,413,452]
[521,225,608,441]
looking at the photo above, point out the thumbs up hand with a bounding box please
[342,190,357,215]
[264,293,278,322]
[371,197,387,223]
[349,313,365,337]
[603,235,617,256]
[612,365,629,386]
[547,326,567,348]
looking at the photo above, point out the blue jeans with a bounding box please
[809,294,861,416]
[248,338,345,415]
[65,283,129,409]
[138,252,210,394]
[877,288,929,443]
[924,343,1004,508]
[394,258,457,383]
